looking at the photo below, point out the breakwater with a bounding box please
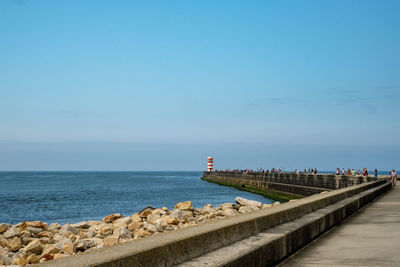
[0,198,276,266]
[35,179,390,266]
[202,171,378,198]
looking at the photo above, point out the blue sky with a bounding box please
[0,0,399,171]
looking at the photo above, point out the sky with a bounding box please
[0,0,399,171]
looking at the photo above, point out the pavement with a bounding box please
[280,184,400,267]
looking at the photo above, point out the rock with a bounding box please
[24,239,43,254]
[113,217,132,226]
[19,221,47,232]
[78,231,88,239]
[272,201,281,206]
[217,203,234,210]
[133,229,151,239]
[103,236,119,247]
[169,209,183,221]
[113,227,132,239]
[127,221,143,232]
[42,244,60,255]
[320,191,328,194]
[143,223,157,233]
[49,223,62,231]
[76,239,95,252]
[53,233,64,242]
[131,213,141,223]
[103,213,124,223]
[0,254,12,265]
[3,228,19,239]
[174,201,193,210]
[17,256,28,266]
[62,243,74,255]
[71,222,90,229]
[238,206,257,213]
[182,211,194,221]
[0,235,7,248]
[82,238,103,249]
[151,208,166,216]
[54,239,72,251]
[146,214,160,224]
[139,209,153,218]
[166,217,179,225]
[100,224,113,236]
[262,204,273,209]
[223,208,237,216]
[7,237,22,252]
[235,197,262,208]
[206,213,216,220]
[289,199,297,202]
[154,217,168,228]
[87,229,96,238]
[59,224,78,235]
[53,253,68,259]
[21,236,35,246]
[27,254,40,264]
[0,224,10,234]
[25,226,43,234]
[201,204,215,214]
[154,220,163,232]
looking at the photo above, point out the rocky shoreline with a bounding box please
[0,197,285,266]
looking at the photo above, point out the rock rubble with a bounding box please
[0,197,280,266]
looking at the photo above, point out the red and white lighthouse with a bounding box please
[207,157,214,172]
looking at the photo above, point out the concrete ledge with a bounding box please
[38,180,389,267]
[179,182,392,266]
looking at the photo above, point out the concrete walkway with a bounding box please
[281,185,400,267]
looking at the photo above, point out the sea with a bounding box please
[0,171,273,225]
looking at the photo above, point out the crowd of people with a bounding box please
[335,168,375,177]
[212,168,398,187]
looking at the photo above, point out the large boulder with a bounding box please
[62,243,74,255]
[42,244,60,255]
[54,238,72,251]
[223,208,237,216]
[174,201,193,211]
[103,214,124,223]
[113,226,132,239]
[3,227,19,239]
[235,197,262,208]
[24,239,43,254]
[146,214,160,224]
[0,235,7,248]
[27,254,40,264]
[59,224,78,235]
[19,221,47,232]
[103,236,119,247]
[0,223,10,234]
[169,209,183,221]
[217,203,234,210]
[7,237,22,252]
[239,206,258,213]
[127,221,143,232]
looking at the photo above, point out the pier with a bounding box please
[37,172,394,267]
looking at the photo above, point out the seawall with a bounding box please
[37,179,391,267]
[202,171,378,198]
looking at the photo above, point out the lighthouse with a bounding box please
[207,157,214,172]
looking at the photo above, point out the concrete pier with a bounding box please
[281,185,400,266]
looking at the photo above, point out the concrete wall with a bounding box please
[38,180,390,267]
[202,171,378,196]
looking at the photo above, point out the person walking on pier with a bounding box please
[391,170,397,187]
[374,169,378,178]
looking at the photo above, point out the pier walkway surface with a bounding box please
[281,185,400,267]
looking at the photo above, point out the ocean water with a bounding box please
[0,171,273,225]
